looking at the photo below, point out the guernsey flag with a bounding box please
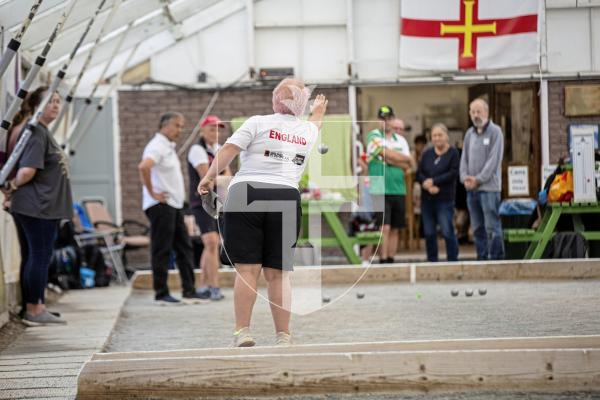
[400,0,540,71]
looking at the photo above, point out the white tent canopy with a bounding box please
[0,0,242,88]
[2,0,600,89]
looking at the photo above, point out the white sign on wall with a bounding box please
[508,166,529,196]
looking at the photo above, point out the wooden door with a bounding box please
[469,83,541,199]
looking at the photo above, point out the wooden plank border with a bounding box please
[92,335,600,361]
[131,259,600,290]
[78,344,600,398]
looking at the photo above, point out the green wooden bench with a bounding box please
[298,199,381,265]
[505,202,600,259]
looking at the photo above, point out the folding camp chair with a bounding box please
[71,203,128,284]
[79,198,150,283]
[80,197,150,265]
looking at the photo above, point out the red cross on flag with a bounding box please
[400,0,540,71]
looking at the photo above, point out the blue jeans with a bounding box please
[12,213,59,305]
[466,191,505,260]
[421,199,459,262]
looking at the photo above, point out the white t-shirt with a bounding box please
[187,142,220,168]
[226,113,320,189]
[141,133,185,210]
[367,131,411,161]
[386,134,410,156]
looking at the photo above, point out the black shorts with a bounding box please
[192,205,219,235]
[373,194,406,229]
[221,181,301,271]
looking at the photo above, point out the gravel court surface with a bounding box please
[105,280,600,351]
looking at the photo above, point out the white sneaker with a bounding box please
[231,327,256,348]
[275,332,292,346]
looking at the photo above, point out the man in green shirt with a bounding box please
[367,106,413,263]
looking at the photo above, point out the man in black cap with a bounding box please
[377,105,394,120]
[366,106,413,263]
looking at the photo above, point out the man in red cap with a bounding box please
[187,115,231,301]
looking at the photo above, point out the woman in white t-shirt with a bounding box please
[198,78,328,347]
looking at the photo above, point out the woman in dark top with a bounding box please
[3,87,45,320]
[417,123,460,262]
[2,87,72,325]
[187,115,231,301]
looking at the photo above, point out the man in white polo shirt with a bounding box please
[138,112,203,305]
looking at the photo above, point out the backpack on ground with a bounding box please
[48,245,82,290]
[81,244,112,287]
[543,232,588,259]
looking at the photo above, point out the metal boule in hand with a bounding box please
[201,189,222,219]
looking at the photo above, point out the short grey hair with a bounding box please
[158,112,183,129]
[431,122,449,135]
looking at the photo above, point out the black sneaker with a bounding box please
[155,295,181,306]
[196,288,211,299]
[182,292,210,305]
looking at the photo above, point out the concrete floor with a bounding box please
[0,286,130,400]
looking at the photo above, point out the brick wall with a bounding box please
[548,79,600,164]
[118,85,349,230]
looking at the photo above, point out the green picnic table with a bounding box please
[505,202,600,259]
[297,199,380,265]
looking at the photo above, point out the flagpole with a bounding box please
[63,11,131,148]
[44,0,110,117]
[69,42,139,154]
[0,0,126,185]
[0,0,45,80]
[52,0,126,137]
[177,91,220,158]
[0,0,77,156]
